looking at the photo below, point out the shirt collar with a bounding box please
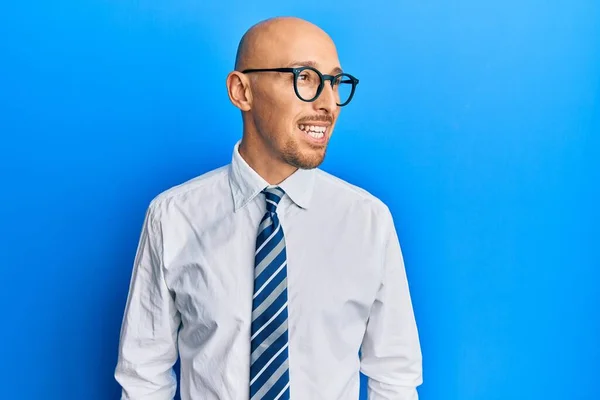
[228,140,315,212]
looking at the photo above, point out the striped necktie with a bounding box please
[249,186,291,400]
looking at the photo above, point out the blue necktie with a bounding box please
[249,186,291,400]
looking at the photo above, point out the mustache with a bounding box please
[297,115,334,124]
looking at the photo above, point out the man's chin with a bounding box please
[288,151,326,170]
[281,137,328,169]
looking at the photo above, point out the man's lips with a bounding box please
[297,123,330,143]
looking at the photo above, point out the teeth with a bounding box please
[298,124,327,136]
[307,130,323,138]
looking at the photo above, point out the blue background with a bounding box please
[1,1,598,399]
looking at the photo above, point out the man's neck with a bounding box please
[238,137,297,185]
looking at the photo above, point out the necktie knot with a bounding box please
[263,186,285,214]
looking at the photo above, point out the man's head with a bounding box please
[226,17,352,177]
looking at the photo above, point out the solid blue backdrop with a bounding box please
[1,1,598,399]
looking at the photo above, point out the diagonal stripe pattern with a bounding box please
[249,186,291,400]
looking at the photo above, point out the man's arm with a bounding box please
[360,207,423,399]
[115,204,181,400]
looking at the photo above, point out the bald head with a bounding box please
[226,17,346,180]
[234,17,338,71]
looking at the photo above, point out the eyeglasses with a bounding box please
[241,66,360,107]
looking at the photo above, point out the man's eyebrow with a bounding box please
[286,60,344,75]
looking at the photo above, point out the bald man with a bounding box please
[115,17,422,400]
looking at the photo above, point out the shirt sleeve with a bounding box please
[360,206,423,400]
[114,203,181,400]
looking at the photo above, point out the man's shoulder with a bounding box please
[148,164,230,210]
[314,168,391,214]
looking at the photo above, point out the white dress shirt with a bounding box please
[115,140,423,400]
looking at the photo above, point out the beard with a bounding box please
[280,135,329,169]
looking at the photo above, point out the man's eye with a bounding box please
[298,73,310,81]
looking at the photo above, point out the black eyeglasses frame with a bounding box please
[241,66,359,106]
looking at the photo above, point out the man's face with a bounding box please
[247,27,342,170]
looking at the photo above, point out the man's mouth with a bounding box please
[298,124,328,140]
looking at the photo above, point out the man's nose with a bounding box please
[313,82,338,114]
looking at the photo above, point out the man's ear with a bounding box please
[226,71,252,112]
